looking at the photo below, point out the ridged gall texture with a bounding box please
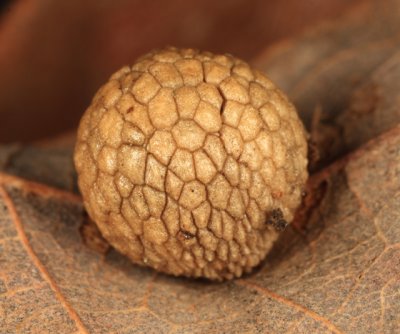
[74,47,308,280]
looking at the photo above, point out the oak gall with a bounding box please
[74,47,308,280]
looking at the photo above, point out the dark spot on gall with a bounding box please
[266,208,288,232]
[179,230,195,240]
[275,220,288,231]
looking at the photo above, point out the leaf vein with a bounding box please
[0,186,89,334]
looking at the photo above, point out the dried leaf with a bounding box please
[1,125,399,333]
[254,0,400,169]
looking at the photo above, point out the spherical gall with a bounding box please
[74,47,308,280]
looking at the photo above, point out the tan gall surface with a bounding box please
[74,47,308,280]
